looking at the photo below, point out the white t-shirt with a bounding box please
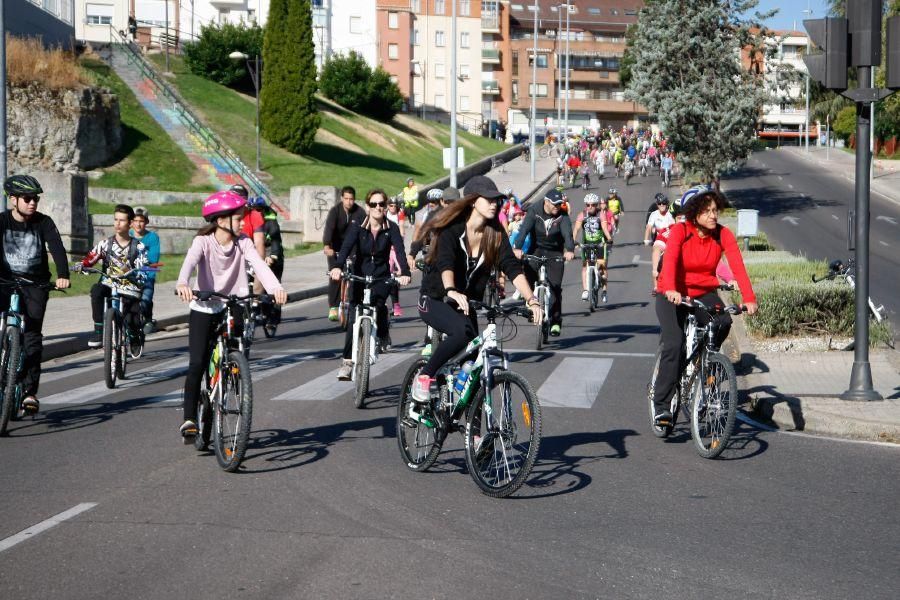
[647,210,676,239]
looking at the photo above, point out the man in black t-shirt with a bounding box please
[322,186,365,322]
[0,175,71,415]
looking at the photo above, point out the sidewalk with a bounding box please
[42,153,559,361]
[783,145,900,207]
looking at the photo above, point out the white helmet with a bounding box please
[426,188,443,201]
[584,193,600,205]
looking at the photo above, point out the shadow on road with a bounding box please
[725,185,842,217]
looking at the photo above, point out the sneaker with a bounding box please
[180,420,198,443]
[601,291,608,304]
[581,290,589,301]
[87,332,103,348]
[337,359,353,381]
[654,409,674,428]
[550,324,561,337]
[420,343,432,358]
[143,320,157,335]
[411,374,435,404]
[378,335,392,352]
[328,307,339,322]
[22,396,39,415]
[392,302,403,317]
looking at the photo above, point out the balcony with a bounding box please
[481,81,500,95]
[481,49,501,64]
[210,0,247,8]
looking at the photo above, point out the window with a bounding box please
[460,32,469,48]
[86,3,113,25]
[435,0,445,15]
[610,9,618,15]
[459,64,471,79]
[413,62,423,75]
[312,0,323,6]
[414,93,423,106]
[350,16,362,34]
[512,50,518,75]
[512,80,518,104]
[435,30,445,46]
[412,29,419,45]
[528,83,549,97]
[388,44,399,60]
[511,3,524,10]
[435,94,446,109]
[435,62,445,78]
[460,0,471,16]
[388,12,398,29]
[460,95,470,111]
[529,54,548,68]
[411,0,421,11]
[625,9,637,16]
[588,8,600,15]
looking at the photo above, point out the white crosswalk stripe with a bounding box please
[537,357,613,409]
[41,356,189,405]
[272,352,413,402]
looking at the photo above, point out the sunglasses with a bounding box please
[368,201,386,208]
[20,195,40,204]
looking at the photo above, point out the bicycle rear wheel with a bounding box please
[647,348,675,438]
[354,320,372,408]
[194,388,213,451]
[0,327,21,435]
[690,352,738,459]
[396,358,445,471]
[103,310,117,389]
[464,371,541,498]
[214,351,253,472]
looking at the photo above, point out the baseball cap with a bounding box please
[544,189,565,205]
[464,175,507,200]
[134,206,150,222]
[442,186,461,202]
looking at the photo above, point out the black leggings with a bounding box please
[418,295,478,378]
[182,309,244,422]
[652,292,732,412]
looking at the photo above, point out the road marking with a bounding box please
[777,175,784,181]
[0,503,97,553]
[508,349,654,358]
[273,352,413,402]
[832,214,840,220]
[41,357,188,405]
[538,357,612,409]
[876,215,898,225]
[879,240,889,247]
[788,183,794,189]
[781,216,800,226]
[631,254,652,265]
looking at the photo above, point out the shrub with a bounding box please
[182,21,263,89]
[7,35,88,90]
[366,67,404,121]
[832,106,857,144]
[319,51,404,121]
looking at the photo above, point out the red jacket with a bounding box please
[657,221,756,304]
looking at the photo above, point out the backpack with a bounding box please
[102,236,141,273]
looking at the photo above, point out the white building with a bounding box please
[75,0,128,43]
[758,30,812,139]
[311,0,378,72]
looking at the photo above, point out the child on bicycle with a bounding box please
[175,191,287,443]
[77,204,149,353]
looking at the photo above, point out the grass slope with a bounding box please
[80,57,214,193]
[148,54,507,196]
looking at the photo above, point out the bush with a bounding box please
[319,51,403,121]
[183,21,263,89]
[7,35,88,90]
[832,106,857,144]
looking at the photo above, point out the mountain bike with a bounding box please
[190,290,269,472]
[580,243,608,312]
[813,258,887,324]
[523,254,564,350]
[397,299,541,498]
[339,271,398,408]
[0,277,61,435]
[647,293,746,459]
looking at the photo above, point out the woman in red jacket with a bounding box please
[652,189,758,426]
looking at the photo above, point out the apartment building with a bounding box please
[376,1,416,102]
[311,0,378,72]
[10,0,76,49]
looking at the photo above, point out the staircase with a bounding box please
[99,27,287,217]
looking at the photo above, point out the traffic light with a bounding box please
[848,0,881,67]
[804,17,849,91]
[888,16,900,91]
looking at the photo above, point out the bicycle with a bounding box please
[337,258,354,331]
[523,254,565,350]
[580,243,608,312]
[396,299,541,497]
[337,271,398,408]
[0,277,62,435]
[812,258,886,323]
[538,139,560,159]
[189,290,268,472]
[646,292,746,459]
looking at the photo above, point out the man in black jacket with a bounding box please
[512,189,575,336]
[322,186,365,321]
[0,175,71,415]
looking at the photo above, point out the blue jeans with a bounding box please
[140,279,155,320]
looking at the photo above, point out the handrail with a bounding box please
[106,26,287,217]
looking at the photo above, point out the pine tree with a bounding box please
[261,0,320,154]
[625,0,774,182]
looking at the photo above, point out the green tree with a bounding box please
[625,0,775,182]
[366,68,404,120]
[260,0,320,154]
[619,24,638,88]
[183,21,263,89]
[319,51,374,113]
[832,105,857,143]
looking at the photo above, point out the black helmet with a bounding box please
[4,174,43,197]
[229,184,250,199]
[654,193,668,205]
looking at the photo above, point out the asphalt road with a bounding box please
[1,169,897,599]
[723,149,900,326]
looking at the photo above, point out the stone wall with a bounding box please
[8,83,122,172]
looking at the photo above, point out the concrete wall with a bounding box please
[289,186,339,244]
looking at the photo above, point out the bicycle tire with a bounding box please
[396,358,444,471]
[116,322,127,380]
[103,309,117,389]
[464,370,541,498]
[539,146,549,159]
[535,288,544,351]
[690,352,738,459]
[0,328,21,435]
[647,348,675,438]
[214,351,253,472]
[587,268,596,313]
[339,280,350,331]
[195,388,213,451]
[354,320,372,408]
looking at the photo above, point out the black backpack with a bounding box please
[101,236,141,273]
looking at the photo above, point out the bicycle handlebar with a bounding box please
[0,276,62,292]
[327,272,400,285]
[175,289,275,304]
[680,297,747,315]
[523,254,567,264]
[468,299,535,320]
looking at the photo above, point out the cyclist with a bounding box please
[329,189,411,380]
[512,188,575,337]
[410,188,443,243]
[660,152,674,186]
[79,204,148,353]
[261,203,285,327]
[410,175,542,404]
[385,196,406,238]
[573,193,613,304]
[323,186,365,321]
[130,207,159,334]
[565,153,581,188]
[644,193,676,293]
[606,188,624,232]
[651,189,758,427]
[613,147,624,177]
[175,190,287,443]
[230,185,266,260]
[401,177,420,225]
[0,174,71,415]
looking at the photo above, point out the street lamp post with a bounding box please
[556,6,562,135]
[530,0,539,183]
[563,2,570,137]
[230,51,262,173]
[0,0,7,183]
[803,2,812,153]
[450,0,458,187]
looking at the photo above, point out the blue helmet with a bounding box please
[247,196,267,209]
[678,185,711,211]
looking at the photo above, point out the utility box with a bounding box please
[737,209,759,239]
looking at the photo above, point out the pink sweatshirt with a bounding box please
[178,234,284,313]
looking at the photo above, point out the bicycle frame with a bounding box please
[350,284,379,370]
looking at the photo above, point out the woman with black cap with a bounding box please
[409,175,542,404]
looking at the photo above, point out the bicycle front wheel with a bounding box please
[103,310,117,389]
[396,358,444,471]
[214,351,253,472]
[587,268,597,312]
[464,371,541,498]
[535,288,545,351]
[339,280,351,331]
[116,322,127,380]
[539,145,549,159]
[354,320,372,408]
[0,327,21,435]
[690,352,738,459]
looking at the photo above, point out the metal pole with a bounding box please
[563,3,570,137]
[841,65,882,402]
[804,1,810,153]
[556,7,561,136]
[826,113,830,161]
[254,55,261,173]
[450,0,458,187]
[191,0,194,41]
[0,0,7,184]
[870,68,876,180]
[530,0,538,183]
[164,0,170,72]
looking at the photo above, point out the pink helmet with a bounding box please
[202,190,247,222]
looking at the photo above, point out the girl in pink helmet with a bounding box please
[174,190,287,443]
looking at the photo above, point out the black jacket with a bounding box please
[322,202,365,251]
[420,220,524,300]
[513,202,575,253]
[336,219,410,279]
[0,210,70,283]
